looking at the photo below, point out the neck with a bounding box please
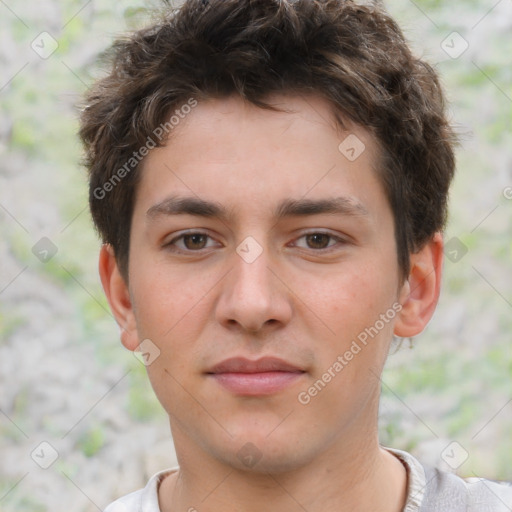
[159,429,407,512]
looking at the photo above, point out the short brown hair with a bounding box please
[79,0,456,280]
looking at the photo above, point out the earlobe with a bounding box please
[98,244,139,351]
[394,233,444,338]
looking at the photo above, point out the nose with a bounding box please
[215,245,293,334]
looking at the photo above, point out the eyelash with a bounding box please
[163,230,347,254]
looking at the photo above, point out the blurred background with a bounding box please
[0,0,511,510]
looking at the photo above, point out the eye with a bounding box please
[165,231,219,252]
[293,232,344,250]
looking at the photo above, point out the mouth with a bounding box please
[206,357,306,396]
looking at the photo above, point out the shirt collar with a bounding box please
[139,451,427,512]
[385,447,427,511]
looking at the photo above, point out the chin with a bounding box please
[212,432,319,475]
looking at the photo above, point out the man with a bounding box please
[79,0,512,510]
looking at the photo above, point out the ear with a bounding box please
[394,232,443,338]
[98,244,139,351]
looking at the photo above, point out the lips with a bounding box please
[206,357,305,396]
[208,356,304,374]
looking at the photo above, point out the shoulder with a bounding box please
[103,468,178,512]
[425,466,512,511]
[104,489,143,512]
[464,475,512,512]
[387,448,512,512]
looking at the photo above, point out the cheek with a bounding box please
[130,268,219,383]
[304,265,398,411]
[130,260,211,339]
[306,260,398,337]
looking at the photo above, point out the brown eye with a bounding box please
[292,231,345,252]
[165,231,218,253]
[182,233,208,250]
[305,233,332,249]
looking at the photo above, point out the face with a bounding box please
[102,94,440,474]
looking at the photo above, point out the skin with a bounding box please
[100,94,443,512]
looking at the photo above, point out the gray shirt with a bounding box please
[389,449,512,512]
[104,448,512,511]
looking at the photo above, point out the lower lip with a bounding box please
[209,371,304,395]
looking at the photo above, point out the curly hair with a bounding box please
[79,0,456,280]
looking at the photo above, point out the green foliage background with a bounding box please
[0,1,511,510]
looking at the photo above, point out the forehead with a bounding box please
[136,93,385,221]
[160,93,374,158]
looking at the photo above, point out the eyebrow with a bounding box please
[146,195,369,221]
